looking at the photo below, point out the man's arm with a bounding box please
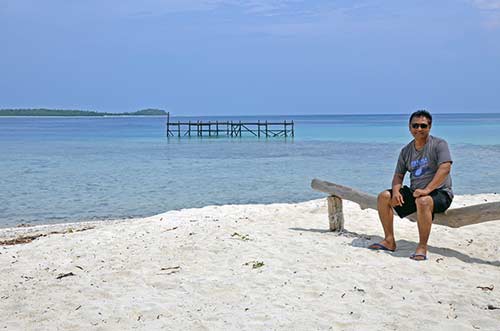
[413,162,452,197]
[391,173,405,206]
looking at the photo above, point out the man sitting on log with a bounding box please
[369,110,453,261]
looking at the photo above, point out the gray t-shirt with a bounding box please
[395,135,453,198]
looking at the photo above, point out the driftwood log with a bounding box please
[311,179,500,229]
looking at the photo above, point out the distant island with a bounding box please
[0,108,167,116]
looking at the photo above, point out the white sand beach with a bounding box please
[1,194,500,330]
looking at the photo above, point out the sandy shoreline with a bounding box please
[1,195,500,330]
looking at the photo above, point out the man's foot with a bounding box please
[409,253,427,261]
[410,245,427,261]
[368,240,396,252]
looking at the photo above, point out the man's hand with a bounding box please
[413,188,431,198]
[391,191,404,207]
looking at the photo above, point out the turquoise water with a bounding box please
[1,114,499,227]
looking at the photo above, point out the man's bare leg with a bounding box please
[370,190,397,250]
[413,196,434,260]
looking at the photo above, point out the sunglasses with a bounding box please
[411,123,429,129]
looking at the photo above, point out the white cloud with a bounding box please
[471,0,500,10]
[0,0,364,21]
[470,0,500,29]
[120,0,343,18]
[219,0,302,15]
[114,0,219,16]
[92,0,304,17]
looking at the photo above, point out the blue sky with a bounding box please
[1,0,500,115]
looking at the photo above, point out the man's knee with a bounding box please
[416,196,433,210]
[377,190,391,204]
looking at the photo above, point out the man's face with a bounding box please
[409,116,431,139]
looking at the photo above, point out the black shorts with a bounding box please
[388,186,453,219]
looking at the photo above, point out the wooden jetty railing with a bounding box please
[166,115,294,138]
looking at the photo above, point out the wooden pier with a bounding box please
[166,114,294,138]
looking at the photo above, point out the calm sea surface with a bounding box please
[1,113,500,228]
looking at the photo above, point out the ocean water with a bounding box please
[1,113,500,228]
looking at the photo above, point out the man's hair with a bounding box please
[409,109,432,125]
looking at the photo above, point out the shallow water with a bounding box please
[1,113,499,227]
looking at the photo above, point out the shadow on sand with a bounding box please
[289,227,500,267]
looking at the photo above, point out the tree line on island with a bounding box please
[0,108,167,116]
